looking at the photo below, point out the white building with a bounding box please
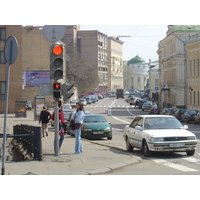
[127,55,149,91]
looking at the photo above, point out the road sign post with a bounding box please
[1,36,18,175]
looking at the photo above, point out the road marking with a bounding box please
[153,159,198,172]
[182,157,200,164]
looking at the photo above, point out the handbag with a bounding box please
[59,127,64,135]
[70,119,75,130]
[75,123,81,129]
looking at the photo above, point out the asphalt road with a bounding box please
[81,97,200,175]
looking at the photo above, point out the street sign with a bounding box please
[4,36,18,65]
[43,25,65,42]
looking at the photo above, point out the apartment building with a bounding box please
[77,30,108,93]
[107,37,124,92]
[157,25,200,108]
[185,33,200,110]
[0,25,22,113]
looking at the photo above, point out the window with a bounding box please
[129,117,143,128]
[0,82,6,100]
[138,77,140,82]
[0,28,6,40]
[0,51,6,64]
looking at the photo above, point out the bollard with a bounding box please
[34,126,43,161]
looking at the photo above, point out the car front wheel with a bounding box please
[126,137,133,152]
[142,140,152,157]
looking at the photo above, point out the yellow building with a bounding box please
[107,37,124,92]
[185,33,200,110]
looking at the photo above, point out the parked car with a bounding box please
[149,106,160,114]
[181,110,199,123]
[123,115,197,157]
[174,109,186,121]
[166,108,179,116]
[160,108,169,115]
[194,111,200,124]
[142,102,151,111]
[81,115,112,140]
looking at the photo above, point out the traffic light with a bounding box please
[50,44,64,80]
[53,81,62,100]
[62,84,74,101]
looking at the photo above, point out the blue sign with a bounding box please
[24,71,50,87]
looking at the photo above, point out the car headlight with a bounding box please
[104,127,111,131]
[187,136,196,140]
[150,137,164,142]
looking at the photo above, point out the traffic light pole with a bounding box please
[54,100,60,156]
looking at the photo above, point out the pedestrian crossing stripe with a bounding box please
[153,159,199,172]
[86,105,135,108]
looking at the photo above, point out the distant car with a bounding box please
[63,103,72,110]
[149,106,160,114]
[194,111,200,124]
[181,110,199,123]
[174,109,186,121]
[70,100,79,108]
[79,98,87,106]
[82,115,112,140]
[160,108,169,115]
[123,115,197,157]
[142,102,151,111]
[128,97,136,105]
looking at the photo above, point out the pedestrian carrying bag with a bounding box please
[59,127,64,135]
[75,123,81,129]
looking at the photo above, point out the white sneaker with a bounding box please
[59,151,62,155]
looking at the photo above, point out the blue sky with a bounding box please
[81,25,168,62]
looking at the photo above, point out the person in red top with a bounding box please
[52,100,65,154]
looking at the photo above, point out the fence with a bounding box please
[0,124,42,161]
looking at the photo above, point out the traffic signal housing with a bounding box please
[62,84,74,101]
[53,81,62,100]
[50,44,64,80]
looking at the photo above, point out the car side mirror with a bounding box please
[183,125,188,130]
[135,126,142,131]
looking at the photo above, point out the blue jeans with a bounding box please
[75,127,82,153]
[54,134,64,152]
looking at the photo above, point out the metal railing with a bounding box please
[0,124,42,161]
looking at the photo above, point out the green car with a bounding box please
[82,115,112,140]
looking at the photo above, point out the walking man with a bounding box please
[39,106,51,137]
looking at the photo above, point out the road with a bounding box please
[80,97,200,175]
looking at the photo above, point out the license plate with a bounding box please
[93,131,104,134]
[169,143,185,148]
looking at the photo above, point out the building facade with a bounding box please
[157,25,200,108]
[185,33,200,110]
[107,37,124,92]
[77,30,108,93]
[127,55,149,91]
[0,25,22,113]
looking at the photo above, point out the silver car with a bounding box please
[142,102,152,111]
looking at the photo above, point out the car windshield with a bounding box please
[144,117,183,130]
[84,116,106,123]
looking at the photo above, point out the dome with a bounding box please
[127,55,145,65]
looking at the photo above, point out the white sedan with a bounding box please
[123,115,197,157]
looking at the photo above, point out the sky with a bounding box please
[80,25,168,62]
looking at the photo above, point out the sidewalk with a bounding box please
[0,111,141,175]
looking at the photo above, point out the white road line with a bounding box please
[153,159,198,172]
[182,157,200,164]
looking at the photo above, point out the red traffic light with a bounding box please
[52,45,63,55]
[54,82,61,90]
